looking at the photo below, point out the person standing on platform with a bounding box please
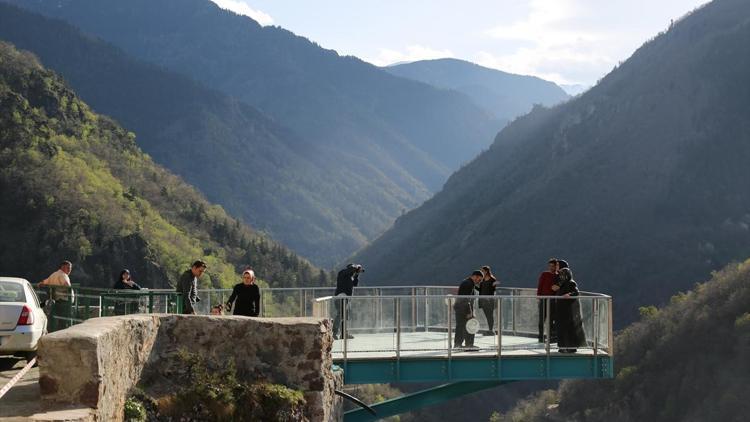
[113,269,141,315]
[454,270,484,349]
[38,260,74,330]
[556,268,586,353]
[478,266,499,335]
[226,269,260,316]
[332,264,364,340]
[537,258,559,343]
[177,260,206,314]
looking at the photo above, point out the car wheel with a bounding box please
[0,357,18,371]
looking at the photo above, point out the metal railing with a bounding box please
[35,284,612,362]
[312,290,612,361]
[36,286,183,332]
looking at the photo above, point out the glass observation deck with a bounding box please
[35,284,612,421]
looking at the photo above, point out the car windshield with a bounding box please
[0,281,26,302]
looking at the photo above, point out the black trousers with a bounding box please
[332,298,350,337]
[454,308,475,347]
[481,304,495,333]
[538,299,557,342]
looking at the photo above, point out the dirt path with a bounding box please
[0,358,41,420]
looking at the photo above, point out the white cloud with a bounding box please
[479,0,708,85]
[364,45,455,67]
[210,0,274,26]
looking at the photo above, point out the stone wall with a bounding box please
[36,315,340,421]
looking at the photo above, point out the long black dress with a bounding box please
[556,270,586,351]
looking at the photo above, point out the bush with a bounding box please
[123,397,146,422]
[151,350,307,422]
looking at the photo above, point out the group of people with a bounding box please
[536,258,586,353]
[176,260,260,317]
[450,260,586,353]
[38,259,261,321]
[39,258,586,354]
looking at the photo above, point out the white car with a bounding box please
[0,277,48,366]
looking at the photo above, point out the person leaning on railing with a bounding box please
[38,260,75,330]
[113,269,141,315]
[176,260,206,314]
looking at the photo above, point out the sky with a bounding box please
[209,0,709,86]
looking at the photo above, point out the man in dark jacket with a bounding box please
[333,264,363,339]
[454,270,483,349]
[176,260,206,314]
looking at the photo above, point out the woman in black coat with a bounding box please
[478,266,499,335]
[113,269,141,315]
[555,268,586,353]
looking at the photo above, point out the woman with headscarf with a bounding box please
[555,267,586,353]
[478,265,499,335]
[225,269,260,317]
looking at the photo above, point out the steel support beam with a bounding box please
[343,381,508,422]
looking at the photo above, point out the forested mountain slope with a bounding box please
[387,58,569,122]
[8,0,505,265]
[496,257,750,422]
[354,0,750,323]
[0,3,420,267]
[0,41,328,288]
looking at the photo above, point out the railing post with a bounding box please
[511,290,517,336]
[496,296,502,359]
[545,298,551,355]
[396,297,401,360]
[425,288,430,333]
[593,299,599,356]
[608,298,614,355]
[299,289,304,317]
[148,291,154,314]
[343,297,348,362]
[411,288,416,332]
[447,297,453,360]
[377,289,383,330]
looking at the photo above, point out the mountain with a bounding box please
[0,40,329,289]
[0,2,430,268]
[494,257,750,422]
[386,58,570,122]
[6,0,503,266]
[353,0,750,324]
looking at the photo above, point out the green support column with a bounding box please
[344,381,508,422]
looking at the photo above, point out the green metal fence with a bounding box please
[36,286,183,332]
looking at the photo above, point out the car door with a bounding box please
[25,281,47,333]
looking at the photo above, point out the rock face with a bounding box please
[36,315,340,421]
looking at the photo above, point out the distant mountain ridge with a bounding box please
[386,58,570,122]
[0,2,409,268]
[0,40,328,288]
[6,0,510,266]
[353,0,750,324]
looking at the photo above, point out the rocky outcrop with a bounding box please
[36,315,339,421]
